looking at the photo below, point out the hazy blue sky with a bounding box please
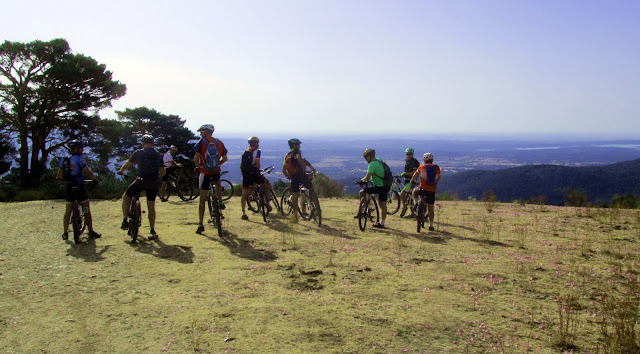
[3,0,639,138]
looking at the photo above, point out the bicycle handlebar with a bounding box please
[260,166,275,174]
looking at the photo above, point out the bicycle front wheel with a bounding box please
[269,189,282,215]
[176,178,193,201]
[220,179,234,201]
[259,190,268,222]
[280,187,293,215]
[298,190,311,221]
[247,188,259,213]
[417,202,426,233]
[309,190,321,226]
[358,198,368,231]
[207,190,223,236]
[129,199,140,243]
[387,190,401,215]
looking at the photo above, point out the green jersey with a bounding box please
[367,158,385,187]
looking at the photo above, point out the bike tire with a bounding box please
[176,178,192,201]
[358,198,368,231]
[298,190,311,221]
[309,190,322,226]
[280,187,293,215]
[188,177,199,200]
[208,190,223,236]
[417,202,425,233]
[72,203,83,244]
[163,183,172,201]
[247,188,259,213]
[129,199,140,243]
[269,189,282,215]
[387,190,401,215]
[259,189,268,222]
[220,179,233,201]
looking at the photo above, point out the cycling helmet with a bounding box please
[405,148,414,154]
[248,136,260,143]
[68,139,84,149]
[197,124,215,133]
[363,148,375,158]
[288,138,301,145]
[169,145,178,151]
[423,152,434,160]
[141,134,155,144]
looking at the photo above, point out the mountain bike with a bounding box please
[281,171,322,226]
[246,166,282,222]
[69,179,95,244]
[207,180,225,236]
[355,181,379,231]
[123,176,143,243]
[160,169,194,201]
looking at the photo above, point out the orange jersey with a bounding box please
[417,163,441,192]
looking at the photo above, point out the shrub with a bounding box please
[312,173,344,198]
[14,189,47,202]
[565,189,588,207]
[482,190,497,212]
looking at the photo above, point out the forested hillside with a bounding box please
[437,158,640,204]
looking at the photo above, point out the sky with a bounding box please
[3,0,640,138]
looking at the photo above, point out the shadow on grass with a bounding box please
[130,237,195,264]
[66,239,111,262]
[211,231,278,262]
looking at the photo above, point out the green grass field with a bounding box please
[1,197,639,352]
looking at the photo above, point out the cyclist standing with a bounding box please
[160,145,182,201]
[194,124,228,234]
[410,152,441,231]
[118,134,166,240]
[400,148,420,217]
[57,140,101,242]
[282,138,316,218]
[359,149,390,229]
[240,136,275,220]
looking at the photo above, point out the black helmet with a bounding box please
[141,134,155,144]
[68,139,84,149]
[288,138,301,145]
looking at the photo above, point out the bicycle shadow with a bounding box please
[130,237,195,263]
[66,239,111,262]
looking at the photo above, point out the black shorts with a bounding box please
[290,173,311,193]
[199,173,221,190]
[415,189,436,205]
[125,177,160,201]
[162,166,178,181]
[65,183,89,203]
[365,185,391,202]
[242,172,264,188]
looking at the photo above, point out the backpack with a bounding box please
[62,156,73,182]
[202,138,220,172]
[139,149,160,178]
[241,150,256,174]
[373,159,393,187]
[425,164,439,185]
[284,150,299,176]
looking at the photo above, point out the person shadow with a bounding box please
[198,230,278,262]
[130,236,195,264]
[66,238,111,262]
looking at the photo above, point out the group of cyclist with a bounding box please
[358,148,441,230]
[59,123,440,243]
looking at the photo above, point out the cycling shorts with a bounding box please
[290,172,312,193]
[162,166,178,181]
[65,183,89,203]
[125,178,160,201]
[414,188,436,205]
[242,173,265,188]
[365,185,391,202]
[199,173,221,190]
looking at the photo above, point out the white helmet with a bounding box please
[423,152,434,160]
[197,124,215,133]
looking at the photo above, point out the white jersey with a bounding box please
[163,151,174,168]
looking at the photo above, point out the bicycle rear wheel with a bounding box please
[208,190,223,236]
[220,179,233,201]
[258,188,268,222]
[129,198,141,243]
[417,202,426,233]
[71,203,83,244]
[189,177,199,200]
[176,178,193,201]
[309,190,321,226]
[387,190,401,215]
[280,187,293,215]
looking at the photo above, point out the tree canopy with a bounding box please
[0,38,126,187]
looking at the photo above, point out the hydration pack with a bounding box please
[284,150,300,176]
[139,149,160,178]
[202,138,220,172]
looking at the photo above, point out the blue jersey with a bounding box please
[60,154,87,185]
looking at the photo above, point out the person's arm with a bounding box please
[82,166,97,180]
[303,158,316,173]
[254,156,261,170]
[219,154,228,165]
[118,160,133,175]
[194,152,201,169]
[361,171,373,182]
[295,153,306,172]
[282,163,289,179]
[410,169,420,184]
[160,166,166,178]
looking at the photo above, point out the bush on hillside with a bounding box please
[312,173,344,198]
